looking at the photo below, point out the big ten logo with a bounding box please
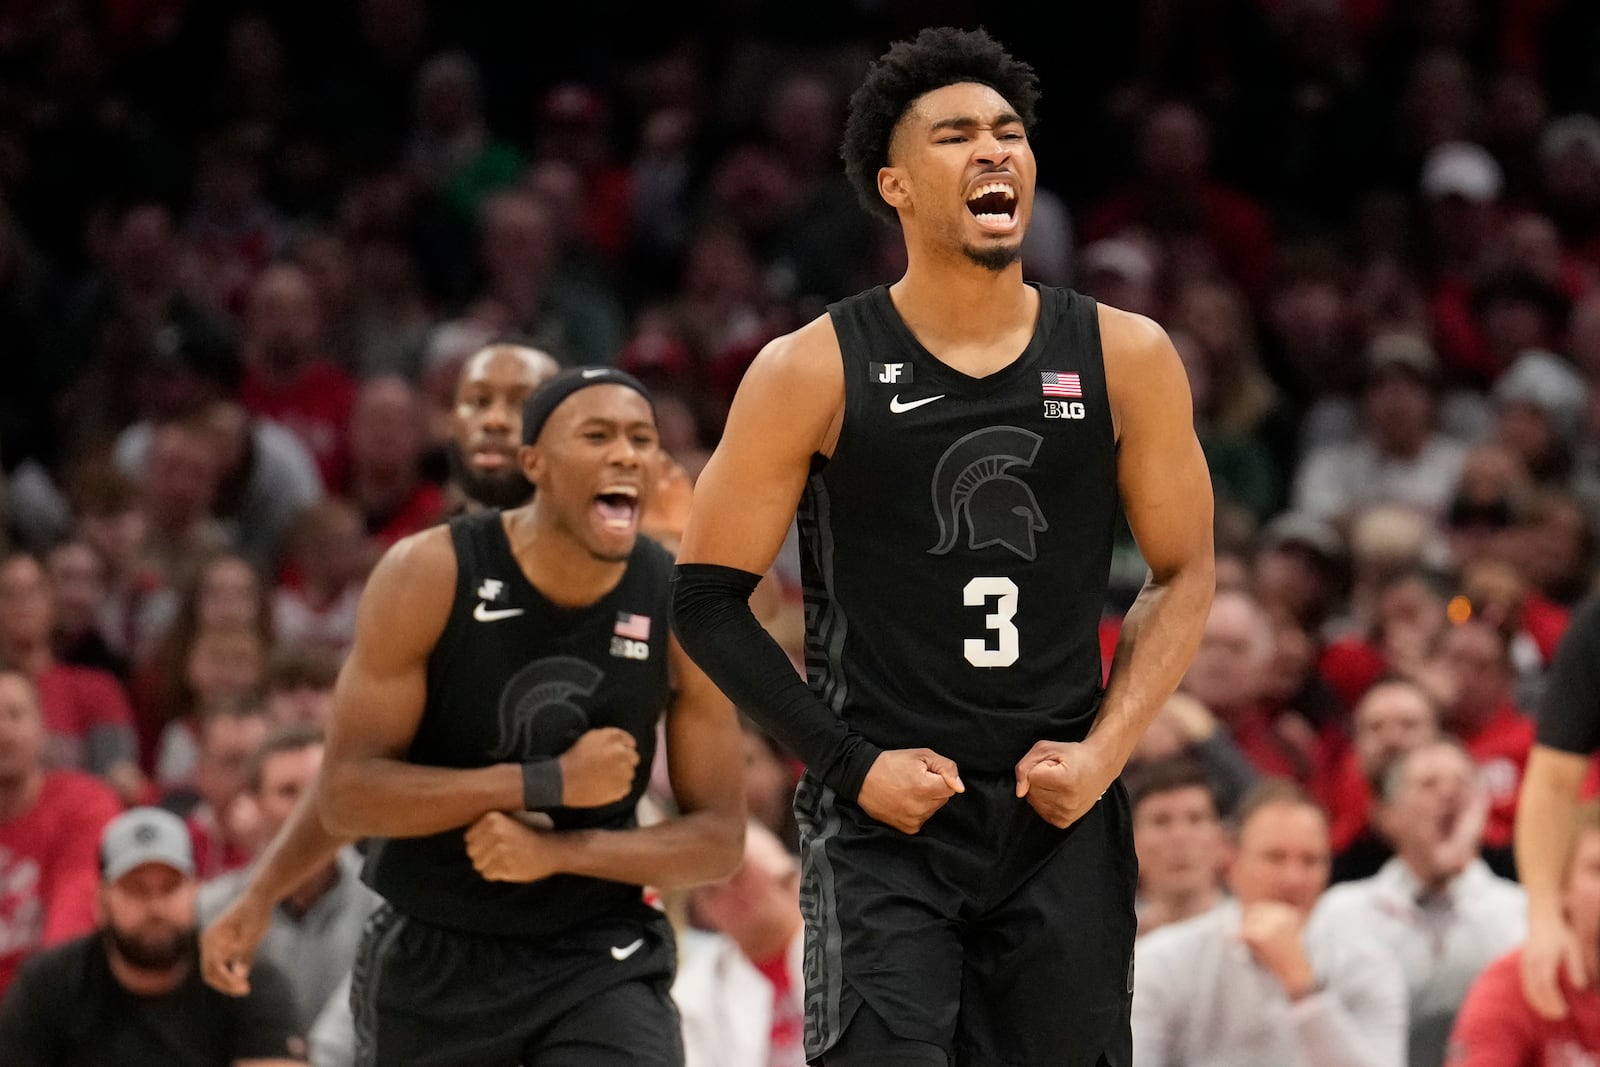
[1044,400,1086,420]
[610,636,650,661]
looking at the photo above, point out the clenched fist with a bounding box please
[466,811,565,883]
[857,748,965,834]
[560,727,639,807]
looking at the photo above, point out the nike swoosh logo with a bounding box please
[889,393,945,414]
[473,602,526,622]
[610,938,645,961]
[581,368,610,379]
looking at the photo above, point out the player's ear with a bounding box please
[878,166,911,211]
[519,443,545,484]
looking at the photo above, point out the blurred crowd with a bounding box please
[3,0,1600,1064]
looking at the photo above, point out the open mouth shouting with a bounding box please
[967,180,1018,234]
[594,484,641,533]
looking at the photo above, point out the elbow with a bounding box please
[705,811,747,882]
[316,770,366,839]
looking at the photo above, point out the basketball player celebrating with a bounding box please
[671,27,1215,1067]
[202,366,744,1066]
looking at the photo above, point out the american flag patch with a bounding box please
[614,612,651,641]
[1041,371,1082,398]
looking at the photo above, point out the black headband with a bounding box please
[520,365,655,446]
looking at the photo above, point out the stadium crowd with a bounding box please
[4,0,1600,1063]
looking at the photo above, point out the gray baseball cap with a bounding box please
[100,807,195,883]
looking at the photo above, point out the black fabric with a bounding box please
[796,773,1136,1067]
[671,562,881,801]
[801,283,1118,777]
[1535,592,1600,755]
[0,936,304,1067]
[363,510,673,939]
[350,902,681,1067]
[520,365,654,446]
[521,757,563,810]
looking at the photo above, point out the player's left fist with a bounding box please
[1014,740,1110,829]
[465,811,564,883]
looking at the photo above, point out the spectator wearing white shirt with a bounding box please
[1132,778,1407,1067]
[1313,738,1526,1067]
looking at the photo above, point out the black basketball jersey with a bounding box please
[362,510,674,939]
[801,284,1117,776]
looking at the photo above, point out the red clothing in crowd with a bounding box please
[0,772,123,998]
[32,662,136,773]
[1316,748,1375,854]
[1459,703,1536,851]
[1447,947,1600,1065]
[239,361,357,489]
[367,481,449,549]
[1317,635,1389,717]
[186,804,251,882]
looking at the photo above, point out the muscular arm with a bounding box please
[318,528,524,839]
[671,321,884,800]
[467,635,746,888]
[1088,308,1216,768]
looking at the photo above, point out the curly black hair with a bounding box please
[840,26,1040,223]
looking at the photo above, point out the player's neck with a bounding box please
[888,265,1037,375]
[503,509,628,609]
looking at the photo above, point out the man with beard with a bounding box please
[201,367,744,1065]
[0,806,304,1065]
[443,340,693,547]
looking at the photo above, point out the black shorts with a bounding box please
[348,901,683,1067]
[796,770,1136,1067]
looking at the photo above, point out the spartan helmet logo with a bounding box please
[928,426,1049,562]
[493,657,606,761]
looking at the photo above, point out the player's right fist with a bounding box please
[857,748,965,834]
[559,727,640,807]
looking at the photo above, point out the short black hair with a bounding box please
[1126,756,1219,815]
[840,26,1040,223]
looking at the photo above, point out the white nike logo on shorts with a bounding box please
[473,602,526,622]
[581,368,610,378]
[889,393,945,413]
[610,938,645,961]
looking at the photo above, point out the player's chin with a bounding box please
[962,239,1022,273]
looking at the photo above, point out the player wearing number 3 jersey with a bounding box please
[670,26,1215,1067]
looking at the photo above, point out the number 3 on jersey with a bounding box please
[963,577,1019,667]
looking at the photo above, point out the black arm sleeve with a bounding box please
[1536,594,1600,755]
[670,562,882,802]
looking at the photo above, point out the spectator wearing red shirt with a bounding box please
[343,375,446,550]
[1079,101,1276,300]
[162,703,270,882]
[1447,799,1600,1064]
[236,263,357,489]
[1437,616,1536,866]
[0,670,124,1000]
[0,551,145,806]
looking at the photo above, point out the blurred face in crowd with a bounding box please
[0,672,45,785]
[265,676,335,731]
[741,726,795,846]
[480,192,559,287]
[1373,573,1448,664]
[350,376,427,476]
[196,555,263,631]
[0,554,55,648]
[100,862,197,972]
[1438,618,1512,727]
[1228,800,1331,915]
[1379,740,1480,882]
[46,542,107,639]
[691,820,800,954]
[186,626,266,708]
[194,710,270,816]
[1353,678,1440,783]
[1134,784,1227,905]
[245,264,323,369]
[1363,367,1435,456]
[144,424,219,532]
[1180,590,1273,718]
[450,345,558,509]
[254,742,323,838]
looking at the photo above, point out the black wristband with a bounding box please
[521,759,563,810]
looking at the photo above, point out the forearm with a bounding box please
[672,563,881,800]
[320,757,524,839]
[1516,755,1584,923]
[1090,564,1214,766]
[547,808,744,889]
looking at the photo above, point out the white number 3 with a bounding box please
[963,577,1019,667]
